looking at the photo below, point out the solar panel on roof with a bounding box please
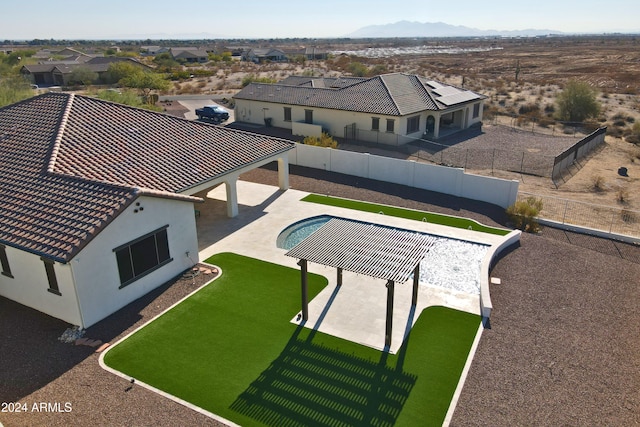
[437,92,480,106]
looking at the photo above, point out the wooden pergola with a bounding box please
[286,217,435,349]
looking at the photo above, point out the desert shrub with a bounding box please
[302,133,338,148]
[241,74,277,87]
[506,197,543,233]
[616,188,630,205]
[518,102,540,116]
[621,209,637,223]
[591,175,606,192]
[607,126,625,138]
[625,122,640,144]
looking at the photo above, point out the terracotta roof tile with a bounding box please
[0,93,294,262]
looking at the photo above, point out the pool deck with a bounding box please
[197,181,507,354]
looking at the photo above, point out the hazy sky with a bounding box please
[2,0,638,39]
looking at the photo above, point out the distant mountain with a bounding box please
[348,20,562,38]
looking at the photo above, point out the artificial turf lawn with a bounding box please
[302,193,510,236]
[104,253,481,426]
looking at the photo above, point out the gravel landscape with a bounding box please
[1,164,639,426]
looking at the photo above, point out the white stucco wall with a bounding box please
[234,98,484,144]
[71,195,199,328]
[0,245,83,326]
[289,145,519,208]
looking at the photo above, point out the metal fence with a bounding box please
[413,145,556,177]
[341,119,606,179]
[551,127,607,181]
[518,192,640,240]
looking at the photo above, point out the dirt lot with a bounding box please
[164,36,640,213]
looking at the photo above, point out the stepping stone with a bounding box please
[88,339,103,348]
[75,338,88,345]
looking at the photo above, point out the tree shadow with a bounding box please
[230,324,417,427]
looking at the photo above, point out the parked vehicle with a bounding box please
[195,105,229,123]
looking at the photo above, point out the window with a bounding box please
[114,226,172,288]
[386,119,395,133]
[42,258,60,295]
[284,107,292,122]
[0,245,12,278]
[304,109,313,124]
[473,103,481,119]
[407,116,420,134]
[371,117,380,131]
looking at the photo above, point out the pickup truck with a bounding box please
[195,105,229,123]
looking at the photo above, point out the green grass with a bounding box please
[104,253,481,426]
[302,193,510,236]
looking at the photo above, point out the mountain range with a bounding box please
[347,20,562,38]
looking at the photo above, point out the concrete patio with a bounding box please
[195,181,504,353]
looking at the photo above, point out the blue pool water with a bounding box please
[277,215,488,295]
[277,215,333,250]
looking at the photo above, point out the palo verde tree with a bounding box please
[555,79,601,122]
[119,70,170,103]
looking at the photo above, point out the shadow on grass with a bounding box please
[230,325,417,427]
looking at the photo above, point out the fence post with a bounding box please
[520,152,525,174]
[464,149,469,169]
[610,211,616,233]
[562,199,569,224]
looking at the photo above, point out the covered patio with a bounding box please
[286,217,436,350]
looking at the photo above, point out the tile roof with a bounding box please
[0,93,294,262]
[235,73,485,116]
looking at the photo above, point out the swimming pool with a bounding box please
[277,215,488,295]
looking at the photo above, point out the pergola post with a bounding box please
[385,279,395,348]
[277,156,289,190]
[412,264,420,306]
[224,177,238,218]
[337,267,343,287]
[298,259,308,321]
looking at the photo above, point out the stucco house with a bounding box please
[233,73,487,144]
[21,57,149,87]
[169,47,209,63]
[241,48,288,63]
[0,93,293,328]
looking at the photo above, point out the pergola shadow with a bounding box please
[229,325,417,427]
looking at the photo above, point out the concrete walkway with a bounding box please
[197,181,502,354]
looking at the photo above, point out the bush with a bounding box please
[591,175,606,192]
[616,189,630,205]
[241,74,276,87]
[506,197,543,233]
[556,80,601,122]
[621,209,637,223]
[302,133,338,148]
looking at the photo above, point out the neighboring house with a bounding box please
[0,93,293,328]
[169,47,209,63]
[21,57,149,86]
[284,46,328,60]
[242,48,288,63]
[140,45,169,56]
[233,73,487,143]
